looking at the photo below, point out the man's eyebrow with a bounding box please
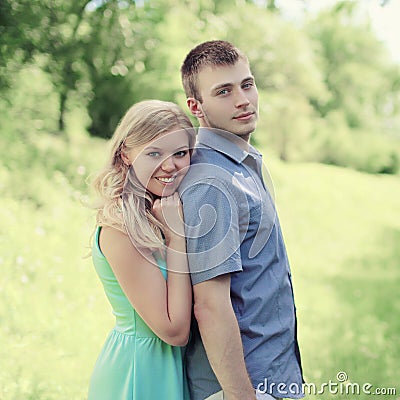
[211,76,255,92]
[242,76,255,83]
[211,82,233,92]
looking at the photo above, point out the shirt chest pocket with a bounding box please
[239,191,276,259]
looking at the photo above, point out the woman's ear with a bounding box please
[187,97,204,118]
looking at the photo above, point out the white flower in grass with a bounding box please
[77,165,86,176]
[56,291,65,301]
[16,256,24,265]
[35,226,46,236]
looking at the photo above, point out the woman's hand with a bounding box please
[152,193,185,247]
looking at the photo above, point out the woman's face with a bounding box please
[126,127,191,197]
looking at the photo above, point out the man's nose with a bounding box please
[235,89,250,108]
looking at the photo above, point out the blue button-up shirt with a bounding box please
[180,129,304,400]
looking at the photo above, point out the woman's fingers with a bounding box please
[153,193,184,238]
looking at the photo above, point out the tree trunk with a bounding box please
[58,90,67,133]
[279,131,288,162]
[267,0,278,12]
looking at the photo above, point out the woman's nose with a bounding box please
[160,156,175,172]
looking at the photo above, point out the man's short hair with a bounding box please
[181,40,248,101]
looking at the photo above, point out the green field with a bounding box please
[1,131,399,399]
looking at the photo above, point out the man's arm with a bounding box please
[193,274,256,400]
[181,174,255,398]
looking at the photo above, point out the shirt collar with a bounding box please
[196,128,261,164]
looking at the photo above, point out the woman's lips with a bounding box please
[155,175,179,185]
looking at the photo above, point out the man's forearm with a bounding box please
[195,302,256,400]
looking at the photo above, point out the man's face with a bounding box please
[194,59,259,141]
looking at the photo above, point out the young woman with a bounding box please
[88,100,194,400]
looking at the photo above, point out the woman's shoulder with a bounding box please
[98,225,129,254]
[99,225,154,264]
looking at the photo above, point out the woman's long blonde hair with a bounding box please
[91,100,194,251]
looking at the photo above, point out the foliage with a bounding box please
[82,1,158,137]
[309,112,400,174]
[306,1,400,132]
[0,0,39,88]
[0,0,92,131]
[0,0,399,174]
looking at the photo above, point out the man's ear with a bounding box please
[187,97,204,118]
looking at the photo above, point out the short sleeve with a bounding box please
[181,177,242,285]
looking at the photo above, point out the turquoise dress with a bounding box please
[88,227,190,400]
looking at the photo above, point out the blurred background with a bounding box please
[0,0,399,399]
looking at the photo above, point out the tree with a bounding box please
[82,0,170,137]
[38,1,92,132]
[0,0,92,132]
[0,0,41,89]
[306,1,398,131]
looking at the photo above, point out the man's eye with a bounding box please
[217,89,230,96]
[243,82,253,89]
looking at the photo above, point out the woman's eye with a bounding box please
[148,152,160,157]
[174,150,188,157]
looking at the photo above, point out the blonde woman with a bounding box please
[88,100,194,400]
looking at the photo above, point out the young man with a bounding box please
[179,41,304,400]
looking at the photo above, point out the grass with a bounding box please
[267,157,400,399]
[0,129,399,399]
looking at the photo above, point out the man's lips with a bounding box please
[233,112,255,120]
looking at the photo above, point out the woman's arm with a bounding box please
[99,194,191,346]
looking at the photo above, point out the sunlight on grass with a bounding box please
[0,133,399,399]
[266,156,400,399]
